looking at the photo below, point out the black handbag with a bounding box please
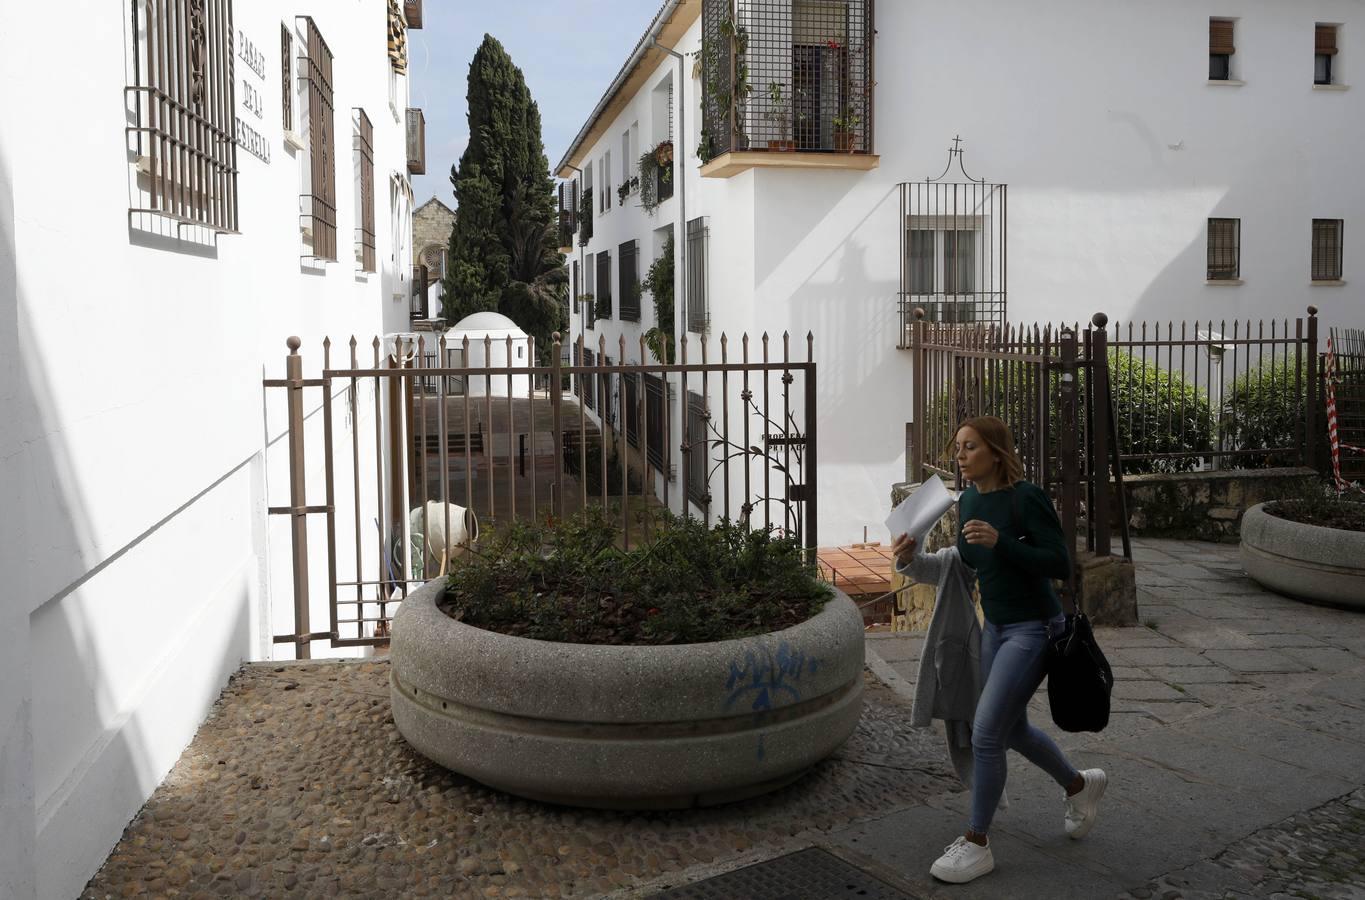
[1046,611,1113,733]
[1007,488,1114,733]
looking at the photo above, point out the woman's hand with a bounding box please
[891,533,917,566]
[963,519,999,549]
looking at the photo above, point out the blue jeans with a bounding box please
[968,614,1079,834]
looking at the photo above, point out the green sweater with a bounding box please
[956,481,1070,625]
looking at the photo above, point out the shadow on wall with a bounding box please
[4,173,256,900]
[754,173,907,468]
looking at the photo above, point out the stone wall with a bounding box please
[1114,467,1319,543]
[412,198,454,268]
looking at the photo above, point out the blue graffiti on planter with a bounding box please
[724,642,823,761]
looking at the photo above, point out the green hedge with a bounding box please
[1222,360,1319,468]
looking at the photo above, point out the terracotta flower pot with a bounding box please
[767,139,796,152]
[834,131,857,153]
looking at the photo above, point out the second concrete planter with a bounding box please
[389,579,865,809]
[1240,502,1365,610]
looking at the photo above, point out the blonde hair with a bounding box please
[954,416,1025,486]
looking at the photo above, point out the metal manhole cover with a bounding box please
[653,847,916,899]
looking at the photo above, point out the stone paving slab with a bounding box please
[1114,646,1215,668]
[1202,648,1311,673]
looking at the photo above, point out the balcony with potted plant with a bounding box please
[698,0,877,178]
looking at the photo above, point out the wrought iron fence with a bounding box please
[1100,308,1321,472]
[1329,327,1365,482]
[700,0,874,159]
[907,310,1128,593]
[264,329,817,655]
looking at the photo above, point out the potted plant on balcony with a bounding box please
[832,105,861,153]
[388,509,864,809]
[616,175,639,207]
[764,82,796,151]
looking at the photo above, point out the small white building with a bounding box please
[446,311,534,397]
[554,0,1364,545]
[0,1,426,896]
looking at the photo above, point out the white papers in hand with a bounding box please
[884,476,953,546]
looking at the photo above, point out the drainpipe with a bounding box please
[651,40,686,368]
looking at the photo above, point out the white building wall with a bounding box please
[0,1,415,896]
[564,1,1363,546]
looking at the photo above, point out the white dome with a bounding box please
[450,311,525,334]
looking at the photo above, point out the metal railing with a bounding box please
[264,329,817,655]
[907,309,1131,598]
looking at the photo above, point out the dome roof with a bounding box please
[450,311,526,334]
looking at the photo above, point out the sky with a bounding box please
[408,1,659,207]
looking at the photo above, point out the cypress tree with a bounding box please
[441,35,566,358]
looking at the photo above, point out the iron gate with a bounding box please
[264,329,817,657]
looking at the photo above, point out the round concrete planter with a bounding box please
[1240,502,1365,610]
[389,579,865,809]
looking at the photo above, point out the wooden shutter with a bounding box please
[1316,24,1338,55]
[1209,19,1235,55]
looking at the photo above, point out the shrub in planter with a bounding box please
[440,508,832,645]
[388,509,862,808]
[1242,488,1365,609]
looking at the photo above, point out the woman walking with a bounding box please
[892,416,1107,884]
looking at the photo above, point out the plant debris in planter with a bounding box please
[437,509,832,645]
[1265,494,1365,532]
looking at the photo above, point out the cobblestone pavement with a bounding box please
[80,666,959,899]
[1119,788,1365,900]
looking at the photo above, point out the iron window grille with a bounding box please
[1315,24,1338,85]
[299,17,337,261]
[1207,218,1241,280]
[625,373,640,447]
[584,251,596,325]
[578,184,593,246]
[354,109,376,272]
[686,390,710,506]
[686,216,709,333]
[1312,219,1343,281]
[126,0,240,234]
[572,259,580,313]
[897,142,1007,330]
[1210,18,1235,81]
[596,250,613,319]
[619,240,641,321]
[580,348,597,411]
[281,23,293,131]
[558,181,577,246]
[701,0,873,157]
[644,373,667,472]
[410,265,428,319]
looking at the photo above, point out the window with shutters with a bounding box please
[300,17,337,261]
[686,391,709,506]
[572,259,580,313]
[619,240,641,321]
[1207,218,1241,281]
[126,0,239,234]
[596,250,613,319]
[354,109,376,272]
[686,217,709,334]
[1311,219,1344,282]
[1209,18,1236,81]
[584,251,596,326]
[1315,24,1339,85]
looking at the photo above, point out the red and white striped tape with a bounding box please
[1325,337,1365,493]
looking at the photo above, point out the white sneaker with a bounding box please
[929,836,994,884]
[1064,768,1108,839]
